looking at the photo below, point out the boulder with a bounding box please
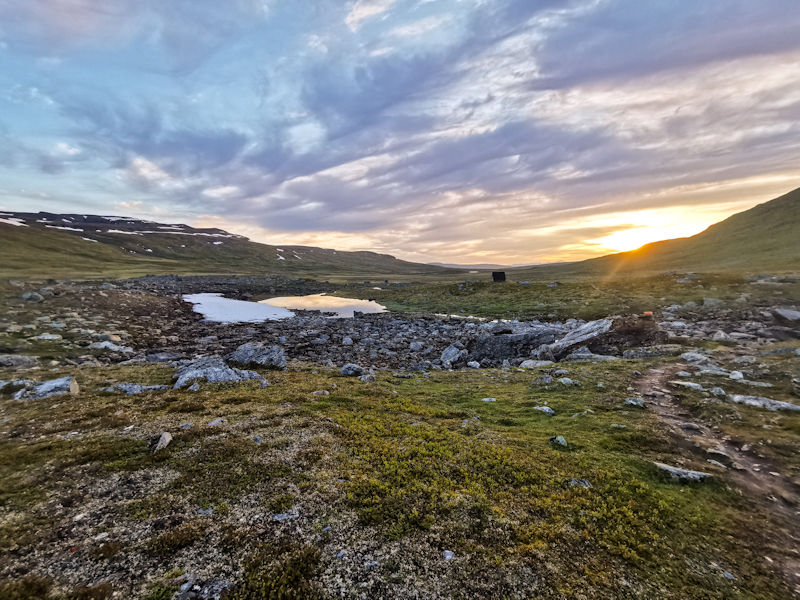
[89,341,133,352]
[340,363,364,377]
[172,356,268,389]
[772,307,800,324]
[21,291,44,303]
[655,462,712,482]
[227,343,286,369]
[153,432,173,452]
[441,344,468,365]
[14,376,79,400]
[728,395,800,412]
[533,406,555,416]
[103,383,170,395]
[0,354,37,369]
[470,327,561,363]
[519,359,553,368]
[544,319,613,360]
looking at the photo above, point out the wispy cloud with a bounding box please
[0,0,798,263]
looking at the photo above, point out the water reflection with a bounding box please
[260,294,387,318]
[184,293,295,322]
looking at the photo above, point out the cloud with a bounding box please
[345,0,398,31]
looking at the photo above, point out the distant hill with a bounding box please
[427,262,547,270]
[0,212,454,279]
[511,186,800,278]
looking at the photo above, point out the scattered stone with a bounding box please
[669,381,704,391]
[680,352,711,363]
[153,432,172,452]
[728,395,800,412]
[440,344,468,365]
[563,346,619,362]
[654,462,712,482]
[359,370,377,383]
[340,363,364,377]
[771,307,800,323]
[712,330,730,341]
[227,343,286,369]
[145,351,185,362]
[519,359,554,368]
[532,374,553,385]
[14,376,79,400]
[622,345,683,359]
[89,341,133,352]
[533,406,555,416]
[208,418,228,426]
[36,333,62,341]
[558,377,579,386]
[729,371,744,380]
[569,478,592,489]
[466,361,480,368]
[103,383,169,395]
[409,341,424,352]
[273,514,294,522]
[22,291,44,302]
[703,298,722,308]
[549,435,568,446]
[481,397,496,402]
[443,551,454,561]
[624,397,645,408]
[710,387,726,397]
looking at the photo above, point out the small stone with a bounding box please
[481,397,496,402]
[208,418,227,426]
[443,551,454,561]
[153,432,172,452]
[710,387,726,397]
[569,478,592,488]
[336,550,346,559]
[466,361,480,369]
[188,382,200,392]
[533,406,555,416]
[549,435,567,446]
[197,507,213,515]
[729,371,744,380]
[273,514,294,521]
[624,397,645,408]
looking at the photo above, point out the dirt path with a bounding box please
[633,363,800,593]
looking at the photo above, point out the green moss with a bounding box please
[146,523,206,557]
[0,577,54,600]
[224,542,322,600]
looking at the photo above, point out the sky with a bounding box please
[0,0,799,265]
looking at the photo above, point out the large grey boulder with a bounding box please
[14,376,79,400]
[227,343,286,369]
[340,363,364,376]
[0,354,38,369]
[469,324,562,362]
[544,319,613,359]
[173,356,268,389]
[772,307,800,324]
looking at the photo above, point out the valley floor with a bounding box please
[1,273,799,599]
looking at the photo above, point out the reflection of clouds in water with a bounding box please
[260,295,386,318]
[184,293,294,322]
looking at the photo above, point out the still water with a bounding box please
[260,294,387,318]
[184,293,386,322]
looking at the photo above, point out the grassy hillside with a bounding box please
[513,186,800,279]
[0,217,453,280]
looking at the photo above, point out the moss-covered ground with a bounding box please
[2,345,799,598]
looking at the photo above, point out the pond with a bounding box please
[183,293,295,323]
[260,294,387,318]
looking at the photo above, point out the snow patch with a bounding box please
[81,237,98,243]
[0,217,28,227]
[46,225,84,232]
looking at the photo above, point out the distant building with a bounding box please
[492,271,506,282]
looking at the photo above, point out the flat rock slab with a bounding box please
[103,383,170,395]
[728,395,800,412]
[173,356,267,389]
[655,462,712,482]
[14,376,79,400]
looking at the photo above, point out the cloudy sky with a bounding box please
[1,0,799,264]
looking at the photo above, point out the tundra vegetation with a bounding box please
[1,269,799,600]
